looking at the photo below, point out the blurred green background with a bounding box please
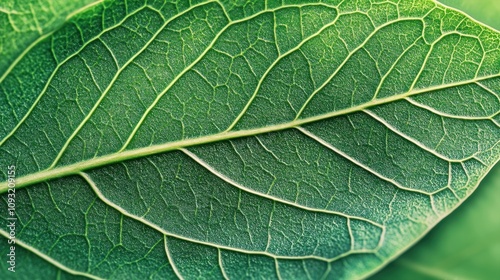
[371,0,500,279]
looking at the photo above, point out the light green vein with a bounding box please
[405,97,500,124]
[296,126,440,195]
[122,2,340,150]
[0,5,150,146]
[181,148,383,227]
[362,109,488,161]
[1,73,498,193]
[371,36,424,100]
[48,0,218,169]
[298,29,481,120]
[164,236,185,280]
[79,171,369,262]
[0,229,104,280]
[0,0,104,83]
[218,249,230,280]
[296,16,423,121]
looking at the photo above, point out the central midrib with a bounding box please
[1,73,497,193]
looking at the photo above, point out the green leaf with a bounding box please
[370,163,500,279]
[371,0,500,278]
[0,0,100,74]
[1,0,500,279]
[435,0,500,31]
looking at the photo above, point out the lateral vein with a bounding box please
[0,229,104,280]
[296,127,432,195]
[1,73,499,193]
[181,148,383,227]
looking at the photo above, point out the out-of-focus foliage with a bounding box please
[371,164,500,279]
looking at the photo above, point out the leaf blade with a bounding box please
[1,0,500,279]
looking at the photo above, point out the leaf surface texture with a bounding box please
[1,0,500,279]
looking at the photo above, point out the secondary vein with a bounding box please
[1,73,498,193]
